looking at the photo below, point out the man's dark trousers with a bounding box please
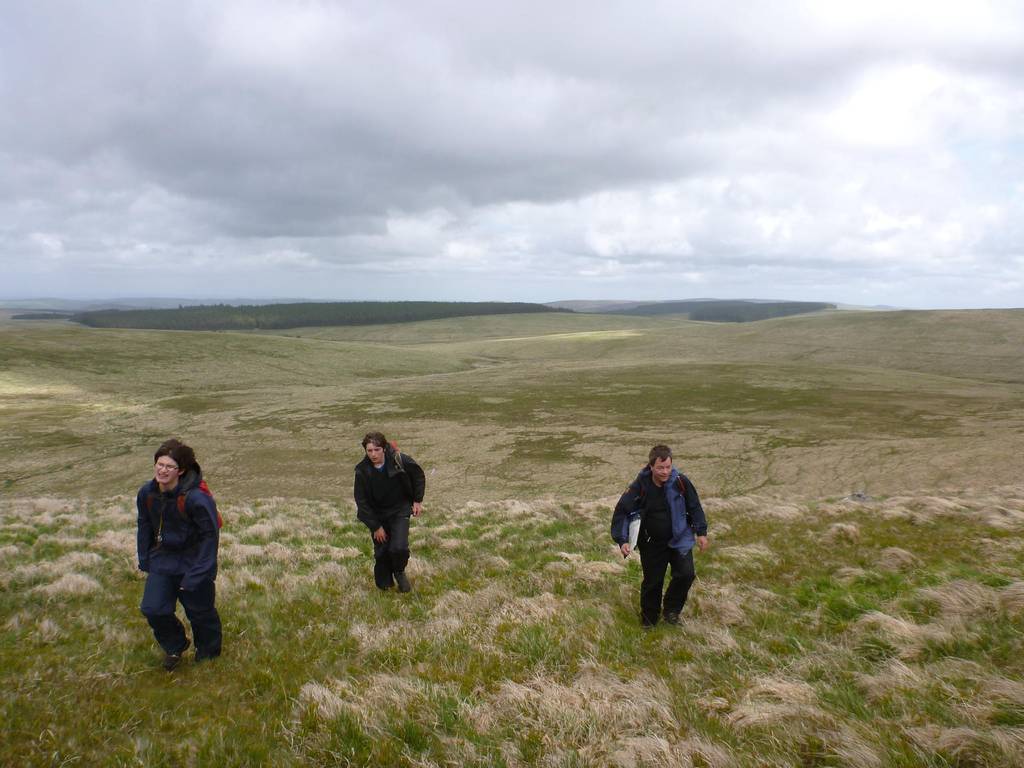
[141,573,222,658]
[373,511,411,589]
[638,540,695,625]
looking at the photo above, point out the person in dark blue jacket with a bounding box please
[137,439,222,670]
[354,431,425,593]
[611,444,709,627]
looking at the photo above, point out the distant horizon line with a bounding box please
[3,295,885,307]
[3,296,1021,311]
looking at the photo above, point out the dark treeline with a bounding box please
[71,301,569,331]
[11,312,75,320]
[609,300,834,322]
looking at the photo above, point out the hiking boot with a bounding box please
[663,612,681,626]
[395,572,412,593]
[163,639,190,671]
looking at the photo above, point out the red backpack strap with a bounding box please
[196,480,223,529]
[176,480,213,516]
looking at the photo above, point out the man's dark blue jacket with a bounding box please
[610,465,707,552]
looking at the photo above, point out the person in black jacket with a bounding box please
[353,431,426,592]
[137,438,222,670]
[610,444,709,627]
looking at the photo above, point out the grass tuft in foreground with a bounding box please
[2,487,1023,766]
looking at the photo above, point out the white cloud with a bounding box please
[0,0,1022,307]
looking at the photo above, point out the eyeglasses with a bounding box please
[155,462,180,472]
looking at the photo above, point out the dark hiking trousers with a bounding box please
[638,541,696,625]
[372,511,411,589]
[141,573,222,658]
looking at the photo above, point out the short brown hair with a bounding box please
[648,444,672,466]
[361,431,387,450]
[154,438,196,473]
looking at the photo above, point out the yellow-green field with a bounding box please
[1,309,1023,766]
[3,308,1023,502]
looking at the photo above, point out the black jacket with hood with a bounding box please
[353,445,426,531]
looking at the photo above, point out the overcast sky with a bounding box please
[2,1,1023,308]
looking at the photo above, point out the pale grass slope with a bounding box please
[2,485,1024,766]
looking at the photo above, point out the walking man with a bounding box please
[611,444,709,627]
[354,432,425,592]
[137,439,222,670]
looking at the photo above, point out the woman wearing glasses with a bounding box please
[136,439,222,670]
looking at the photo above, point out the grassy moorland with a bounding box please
[1,308,1023,766]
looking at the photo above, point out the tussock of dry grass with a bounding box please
[606,735,735,768]
[692,584,748,626]
[833,565,867,583]
[34,573,103,597]
[490,592,563,627]
[36,617,64,643]
[33,533,89,549]
[825,522,860,542]
[219,542,266,562]
[857,659,927,702]
[715,543,776,565]
[707,495,808,522]
[828,727,885,768]
[726,676,829,729]
[854,611,956,659]
[471,665,684,758]
[242,519,294,540]
[916,579,1001,621]
[549,553,625,582]
[907,724,1024,767]
[317,545,361,560]
[297,673,460,731]
[999,581,1024,615]
[217,568,265,595]
[88,530,134,554]
[877,546,919,572]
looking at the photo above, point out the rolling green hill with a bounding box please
[2,308,1023,766]
[2,309,1023,502]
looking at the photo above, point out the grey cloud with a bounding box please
[2,1,1023,307]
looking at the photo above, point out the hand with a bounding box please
[412,501,423,517]
[620,543,631,558]
[373,526,388,543]
[696,535,709,553]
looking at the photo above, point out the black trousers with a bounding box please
[372,512,411,589]
[140,573,222,658]
[638,541,696,625]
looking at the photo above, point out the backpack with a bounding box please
[389,440,404,471]
[146,478,223,529]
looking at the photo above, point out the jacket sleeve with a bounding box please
[610,476,643,544]
[136,487,152,571]
[402,453,426,503]
[181,491,219,590]
[683,476,708,537]
[354,468,381,531]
